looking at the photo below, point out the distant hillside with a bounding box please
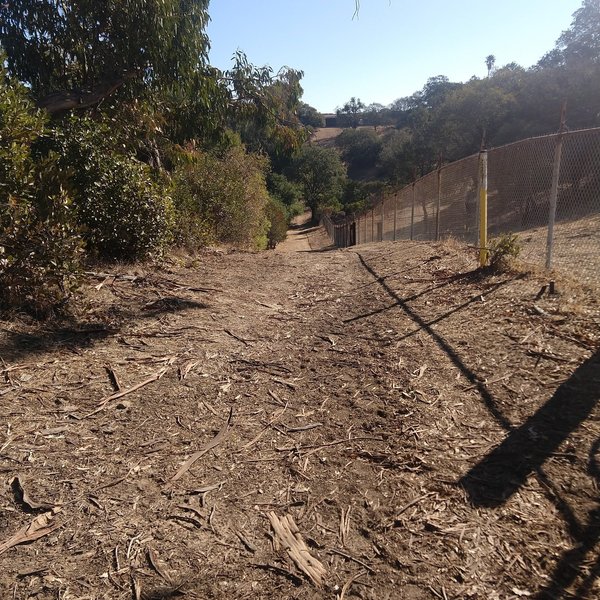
[311,126,393,148]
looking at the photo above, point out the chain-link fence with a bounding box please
[325,127,600,288]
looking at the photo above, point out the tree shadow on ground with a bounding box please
[0,296,208,363]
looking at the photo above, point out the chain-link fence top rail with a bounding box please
[345,127,600,288]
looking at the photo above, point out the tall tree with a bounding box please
[226,52,308,169]
[297,102,324,128]
[337,97,366,128]
[556,0,600,64]
[0,0,211,112]
[290,146,346,221]
[485,54,496,77]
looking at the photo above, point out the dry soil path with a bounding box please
[0,225,599,600]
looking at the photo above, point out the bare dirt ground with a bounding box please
[1,219,599,600]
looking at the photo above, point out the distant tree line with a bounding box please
[303,1,600,191]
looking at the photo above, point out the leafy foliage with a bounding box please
[266,197,289,249]
[41,117,172,260]
[336,97,366,128]
[290,146,347,221]
[267,173,304,218]
[297,102,323,128]
[335,128,382,177]
[0,0,211,98]
[488,233,522,271]
[0,66,82,313]
[172,144,271,250]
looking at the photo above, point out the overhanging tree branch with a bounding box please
[36,71,139,115]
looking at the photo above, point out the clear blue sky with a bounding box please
[207,0,582,113]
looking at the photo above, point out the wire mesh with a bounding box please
[412,172,438,241]
[438,155,480,244]
[551,129,600,287]
[394,184,415,240]
[382,192,395,241]
[487,134,556,263]
[330,127,600,288]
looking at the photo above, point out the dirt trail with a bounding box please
[0,226,599,599]
[276,212,326,253]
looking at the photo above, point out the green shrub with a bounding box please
[1,191,82,315]
[171,145,270,250]
[0,64,82,314]
[488,233,521,270]
[266,197,289,249]
[40,116,172,260]
[267,173,304,219]
[79,157,172,259]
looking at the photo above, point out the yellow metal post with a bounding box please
[478,150,488,267]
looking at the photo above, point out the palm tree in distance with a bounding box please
[485,54,496,77]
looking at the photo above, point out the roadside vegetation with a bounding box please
[0,1,598,315]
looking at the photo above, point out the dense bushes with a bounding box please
[0,68,82,314]
[41,117,172,260]
[265,197,289,248]
[172,144,271,250]
[0,61,301,314]
[0,76,284,314]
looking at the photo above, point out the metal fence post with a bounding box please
[371,209,374,243]
[478,150,488,267]
[393,192,398,241]
[410,183,416,241]
[380,201,385,241]
[436,163,442,241]
[546,103,567,270]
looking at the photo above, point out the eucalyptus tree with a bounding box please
[0,0,211,113]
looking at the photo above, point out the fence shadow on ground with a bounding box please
[535,435,600,599]
[460,350,600,507]
[460,349,600,599]
[354,251,600,598]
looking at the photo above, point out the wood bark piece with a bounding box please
[168,409,233,484]
[267,512,326,588]
[0,508,62,555]
[84,367,168,417]
[10,477,54,512]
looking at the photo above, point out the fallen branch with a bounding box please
[329,548,375,573]
[285,423,323,433]
[84,367,168,417]
[339,569,368,600]
[168,409,233,485]
[237,404,288,452]
[224,329,254,346]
